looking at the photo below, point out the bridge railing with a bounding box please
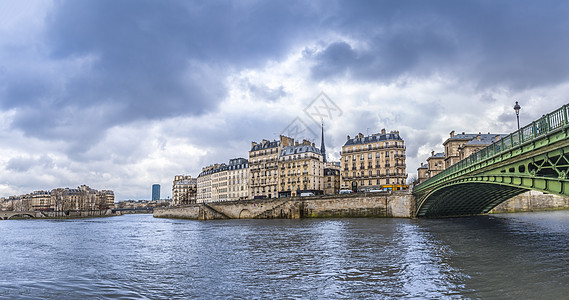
[415,103,569,191]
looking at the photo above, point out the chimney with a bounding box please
[312,142,315,147]
[358,132,364,138]
[347,135,351,141]
[450,130,455,137]
[431,150,435,156]
[420,162,424,167]
[295,141,299,146]
[251,141,257,148]
[477,134,481,141]
[381,128,386,134]
[462,132,465,135]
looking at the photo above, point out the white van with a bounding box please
[300,192,315,197]
[339,190,353,194]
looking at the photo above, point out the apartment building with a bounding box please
[226,158,249,201]
[172,175,197,205]
[249,135,293,199]
[340,129,408,192]
[278,139,324,197]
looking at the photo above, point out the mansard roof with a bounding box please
[324,168,340,176]
[251,140,280,151]
[428,152,445,159]
[344,132,403,146]
[281,144,322,156]
[463,134,508,146]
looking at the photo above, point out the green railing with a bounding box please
[415,104,569,191]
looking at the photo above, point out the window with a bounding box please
[368,153,372,159]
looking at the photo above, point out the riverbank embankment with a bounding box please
[154,191,413,220]
[154,190,569,220]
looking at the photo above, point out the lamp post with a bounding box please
[514,101,521,130]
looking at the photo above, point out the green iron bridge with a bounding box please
[413,104,569,218]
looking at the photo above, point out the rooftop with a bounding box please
[344,130,403,147]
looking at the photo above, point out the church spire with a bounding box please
[321,122,327,162]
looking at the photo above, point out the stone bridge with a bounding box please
[0,211,46,220]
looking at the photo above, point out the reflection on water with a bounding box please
[1,211,568,299]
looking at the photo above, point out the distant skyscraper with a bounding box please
[321,122,327,163]
[152,184,160,201]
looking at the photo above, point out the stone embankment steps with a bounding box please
[251,199,293,218]
[201,203,231,220]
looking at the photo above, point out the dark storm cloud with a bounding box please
[1,0,322,147]
[6,155,54,173]
[309,0,569,89]
[3,0,569,157]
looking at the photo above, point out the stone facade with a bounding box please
[172,175,197,205]
[278,139,324,197]
[443,131,506,168]
[340,129,407,192]
[211,167,228,202]
[416,163,429,184]
[416,132,505,186]
[324,164,341,195]
[249,136,292,199]
[197,164,217,203]
[226,158,249,201]
[197,158,249,203]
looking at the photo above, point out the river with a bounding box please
[1,211,568,299]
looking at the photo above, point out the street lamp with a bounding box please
[514,101,521,130]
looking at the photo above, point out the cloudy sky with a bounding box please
[1,0,569,200]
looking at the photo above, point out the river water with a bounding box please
[1,212,569,299]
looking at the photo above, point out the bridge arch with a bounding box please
[416,181,528,217]
[6,213,36,220]
[238,209,252,219]
[414,104,569,217]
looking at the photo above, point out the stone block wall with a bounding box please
[490,190,569,213]
[153,191,414,220]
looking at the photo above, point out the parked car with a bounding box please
[339,190,353,194]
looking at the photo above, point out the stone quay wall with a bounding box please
[490,190,569,213]
[153,191,414,220]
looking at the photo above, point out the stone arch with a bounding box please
[239,209,252,219]
[7,213,35,220]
